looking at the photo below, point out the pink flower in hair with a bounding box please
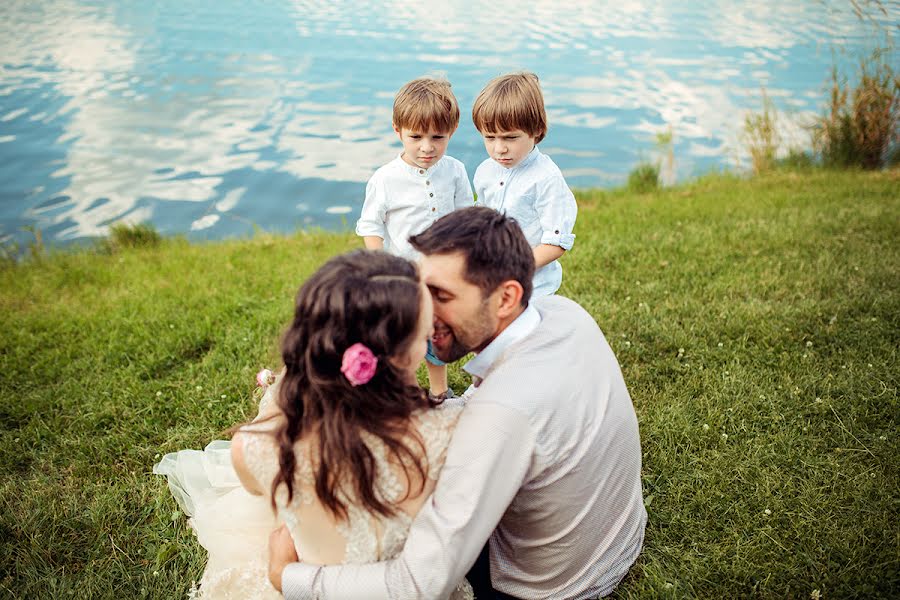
[341,343,378,386]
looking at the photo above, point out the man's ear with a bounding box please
[495,279,525,320]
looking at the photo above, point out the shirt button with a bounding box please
[432,207,436,212]
[426,180,430,185]
[500,181,504,186]
[419,169,425,175]
[429,192,434,197]
[555,229,560,234]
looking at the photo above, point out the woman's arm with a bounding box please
[231,433,264,496]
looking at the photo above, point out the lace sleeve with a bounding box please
[413,404,464,480]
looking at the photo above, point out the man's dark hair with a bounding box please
[409,206,534,305]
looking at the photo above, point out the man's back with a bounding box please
[473,294,646,599]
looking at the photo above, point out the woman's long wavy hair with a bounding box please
[272,250,434,519]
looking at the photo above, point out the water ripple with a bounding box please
[0,0,895,247]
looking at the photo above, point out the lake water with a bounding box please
[0,0,896,248]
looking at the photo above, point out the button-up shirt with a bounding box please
[282,295,647,600]
[474,147,577,296]
[356,154,474,261]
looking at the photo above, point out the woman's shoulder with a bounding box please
[409,404,464,479]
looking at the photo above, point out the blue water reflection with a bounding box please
[0,0,895,247]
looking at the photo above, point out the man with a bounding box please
[270,206,647,599]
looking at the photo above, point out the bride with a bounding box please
[154,250,472,599]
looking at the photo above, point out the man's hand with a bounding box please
[268,524,300,593]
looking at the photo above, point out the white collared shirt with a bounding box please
[356,154,474,261]
[282,295,647,600]
[474,147,577,296]
[463,303,541,384]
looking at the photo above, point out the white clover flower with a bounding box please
[156,391,162,397]
[806,341,813,347]
[721,433,728,440]
[717,342,723,347]
[220,394,227,399]
[702,424,710,431]
[764,509,771,515]
[195,385,203,391]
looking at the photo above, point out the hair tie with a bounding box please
[341,343,378,386]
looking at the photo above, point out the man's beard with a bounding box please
[436,335,471,363]
[434,298,495,363]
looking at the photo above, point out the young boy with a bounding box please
[356,77,474,399]
[472,72,577,297]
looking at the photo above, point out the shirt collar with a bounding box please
[508,145,541,172]
[464,303,541,381]
[396,152,438,177]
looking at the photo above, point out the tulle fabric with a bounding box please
[154,440,282,599]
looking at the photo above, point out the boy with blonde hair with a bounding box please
[472,72,577,297]
[356,76,474,398]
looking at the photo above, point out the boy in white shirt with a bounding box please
[356,76,474,398]
[472,72,577,296]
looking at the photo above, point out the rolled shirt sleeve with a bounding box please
[535,175,577,250]
[355,176,387,239]
[281,402,536,600]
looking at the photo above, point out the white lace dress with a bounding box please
[154,382,472,599]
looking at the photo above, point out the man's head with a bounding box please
[409,207,534,362]
[392,77,460,170]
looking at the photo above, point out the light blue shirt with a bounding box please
[474,147,577,296]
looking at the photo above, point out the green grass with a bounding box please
[1,169,898,598]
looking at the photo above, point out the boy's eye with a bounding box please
[433,135,445,140]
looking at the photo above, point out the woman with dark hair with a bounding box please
[154,250,471,599]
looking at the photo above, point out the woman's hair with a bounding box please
[472,71,547,143]
[393,76,460,134]
[272,250,433,519]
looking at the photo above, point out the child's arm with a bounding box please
[453,162,475,209]
[356,176,388,246]
[533,243,565,268]
[534,174,577,261]
[363,236,384,250]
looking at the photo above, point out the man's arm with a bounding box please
[277,402,536,600]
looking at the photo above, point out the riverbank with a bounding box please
[1,169,897,598]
